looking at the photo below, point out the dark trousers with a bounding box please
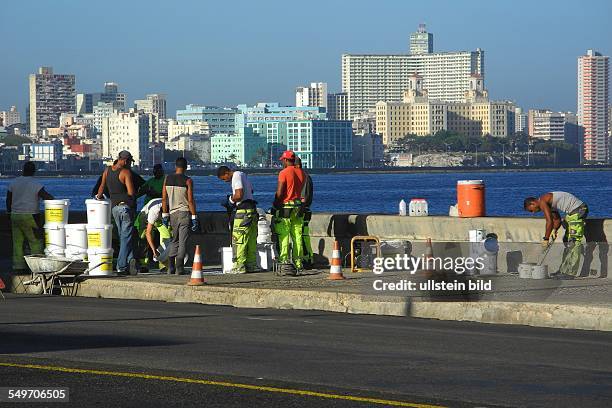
[169,210,190,272]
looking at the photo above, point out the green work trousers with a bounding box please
[302,210,313,263]
[232,208,258,272]
[559,211,587,276]
[11,214,43,270]
[273,201,304,268]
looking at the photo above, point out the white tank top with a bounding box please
[551,192,583,214]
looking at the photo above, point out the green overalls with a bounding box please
[11,214,43,270]
[232,207,258,272]
[273,199,304,269]
[559,204,588,276]
[302,209,313,265]
[135,211,172,269]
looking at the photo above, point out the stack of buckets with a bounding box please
[85,199,113,276]
[43,200,70,257]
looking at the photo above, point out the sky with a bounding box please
[1,0,610,118]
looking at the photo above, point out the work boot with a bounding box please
[280,263,297,276]
[246,264,263,273]
[228,267,247,274]
[168,257,176,275]
[175,264,185,276]
[128,259,138,276]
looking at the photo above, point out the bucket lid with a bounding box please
[87,247,114,255]
[410,198,426,201]
[44,199,70,205]
[86,224,113,230]
[44,223,65,230]
[457,180,484,185]
[65,223,88,230]
[86,199,110,205]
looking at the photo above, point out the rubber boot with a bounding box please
[168,256,176,275]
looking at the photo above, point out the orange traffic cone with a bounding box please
[328,241,345,280]
[188,245,205,286]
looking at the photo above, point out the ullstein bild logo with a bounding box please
[372,255,486,275]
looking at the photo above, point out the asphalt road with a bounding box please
[1,295,611,408]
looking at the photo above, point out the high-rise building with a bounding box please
[578,49,609,162]
[286,120,353,169]
[342,27,484,119]
[528,110,571,142]
[77,82,127,115]
[296,82,328,108]
[29,66,76,135]
[515,107,527,134]
[409,23,433,54]
[376,75,513,145]
[135,94,167,119]
[327,92,349,120]
[176,105,239,134]
[0,106,21,127]
[92,102,121,135]
[101,109,159,166]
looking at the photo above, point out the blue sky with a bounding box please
[1,0,610,118]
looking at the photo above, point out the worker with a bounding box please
[6,161,54,271]
[524,191,588,278]
[135,198,173,273]
[162,157,199,276]
[294,157,314,269]
[91,160,145,198]
[272,150,305,275]
[96,151,137,275]
[137,164,165,204]
[217,166,258,274]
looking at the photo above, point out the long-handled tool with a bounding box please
[538,240,555,266]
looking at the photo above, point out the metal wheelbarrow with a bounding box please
[23,255,107,296]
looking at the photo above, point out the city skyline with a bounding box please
[1,0,611,117]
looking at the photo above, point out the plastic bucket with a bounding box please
[518,262,534,279]
[87,248,114,276]
[409,198,429,216]
[86,199,112,227]
[222,247,233,273]
[44,199,70,225]
[44,223,66,255]
[531,265,548,279]
[457,180,485,217]
[86,225,113,249]
[64,247,87,261]
[65,223,88,250]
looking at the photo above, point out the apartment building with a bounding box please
[29,66,76,135]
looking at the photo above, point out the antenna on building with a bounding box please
[418,23,426,33]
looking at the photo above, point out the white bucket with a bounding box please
[518,262,534,279]
[86,199,112,227]
[44,223,66,255]
[86,225,112,249]
[409,198,429,216]
[64,247,87,261]
[222,247,233,273]
[65,223,88,251]
[44,199,70,225]
[256,243,274,271]
[531,265,549,279]
[87,248,114,276]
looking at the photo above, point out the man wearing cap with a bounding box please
[96,151,137,275]
[273,150,305,274]
[162,157,199,275]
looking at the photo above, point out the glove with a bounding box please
[161,213,169,227]
[191,215,200,232]
[541,239,551,250]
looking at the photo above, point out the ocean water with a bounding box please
[0,170,610,217]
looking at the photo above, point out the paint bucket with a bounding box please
[87,248,114,276]
[64,246,87,261]
[86,225,113,249]
[221,247,233,273]
[85,199,112,227]
[531,265,549,279]
[44,223,65,256]
[518,262,534,279]
[44,199,70,225]
[457,180,485,217]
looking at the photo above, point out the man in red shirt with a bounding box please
[273,150,305,275]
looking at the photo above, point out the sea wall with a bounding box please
[0,212,609,277]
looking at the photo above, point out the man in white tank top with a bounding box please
[524,191,588,278]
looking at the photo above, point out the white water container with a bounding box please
[531,265,548,279]
[65,223,88,260]
[399,199,407,216]
[44,199,70,225]
[409,198,428,216]
[257,243,274,271]
[518,263,534,279]
[86,225,113,249]
[44,223,66,256]
[86,199,112,227]
[87,248,114,276]
[221,247,233,273]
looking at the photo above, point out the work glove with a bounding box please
[191,215,200,232]
[220,195,234,212]
[161,213,170,228]
[541,238,552,251]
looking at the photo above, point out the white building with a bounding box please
[528,110,567,142]
[578,49,609,162]
[515,107,527,134]
[101,110,159,166]
[341,26,484,119]
[29,67,76,135]
[92,102,120,136]
[409,23,433,54]
[296,82,328,108]
[134,94,167,120]
[0,106,21,127]
[167,119,210,140]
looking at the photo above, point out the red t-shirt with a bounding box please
[278,166,304,203]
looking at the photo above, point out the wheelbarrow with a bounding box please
[23,255,107,296]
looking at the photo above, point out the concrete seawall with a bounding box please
[0,211,610,277]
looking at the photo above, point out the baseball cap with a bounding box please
[118,150,133,161]
[279,150,295,161]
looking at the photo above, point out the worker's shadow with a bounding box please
[582,219,608,278]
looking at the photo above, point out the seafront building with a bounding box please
[327,92,349,120]
[577,49,609,162]
[29,66,76,136]
[134,94,167,120]
[176,105,239,134]
[0,106,21,127]
[210,127,266,166]
[376,75,514,145]
[285,120,353,168]
[514,107,527,134]
[527,110,578,142]
[101,109,159,166]
[77,82,127,115]
[342,25,484,119]
[296,82,328,108]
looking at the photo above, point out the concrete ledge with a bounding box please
[24,277,607,332]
